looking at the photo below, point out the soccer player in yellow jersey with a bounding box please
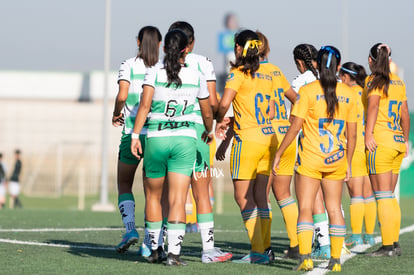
[215,29,278,264]
[273,46,357,272]
[255,31,299,261]
[339,62,377,248]
[364,43,410,257]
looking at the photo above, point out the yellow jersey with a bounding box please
[292,81,358,171]
[363,73,407,152]
[350,85,366,153]
[225,63,279,146]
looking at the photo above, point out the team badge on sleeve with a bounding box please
[227,72,235,82]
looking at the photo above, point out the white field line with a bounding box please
[305,224,414,275]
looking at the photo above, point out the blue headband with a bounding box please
[320,46,340,69]
[340,66,357,75]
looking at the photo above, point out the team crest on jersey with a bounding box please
[227,72,235,82]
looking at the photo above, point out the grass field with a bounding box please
[1,193,414,274]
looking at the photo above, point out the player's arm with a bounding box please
[215,88,236,140]
[199,97,214,144]
[345,121,357,181]
[131,85,154,159]
[284,87,297,104]
[207,81,219,118]
[365,95,380,153]
[112,80,129,127]
[400,100,410,156]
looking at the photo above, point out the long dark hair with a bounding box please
[293,44,318,78]
[163,29,188,88]
[256,30,269,59]
[168,21,194,45]
[230,30,260,77]
[137,26,162,67]
[317,46,341,122]
[368,43,391,96]
[339,62,367,88]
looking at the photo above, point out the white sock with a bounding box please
[168,223,186,255]
[315,220,330,247]
[118,200,135,233]
[199,221,214,251]
[146,221,162,251]
[158,220,167,249]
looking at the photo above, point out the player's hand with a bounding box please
[272,153,281,176]
[112,113,124,127]
[202,131,214,145]
[215,121,228,140]
[130,137,142,159]
[216,140,229,161]
[365,133,377,153]
[344,166,352,182]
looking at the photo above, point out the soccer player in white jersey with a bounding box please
[131,29,214,266]
[164,21,232,263]
[111,26,162,253]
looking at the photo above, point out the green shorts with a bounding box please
[194,123,210,173]
[144,136,196,178]
[118,133,146,165]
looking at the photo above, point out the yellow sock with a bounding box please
[242,208,264,253]
[297,222,313,255]
[392,196,401,242]
[278,197,299,247]
[329,224,346,259]
[364,196,376,235]
[259,206,271,249]
[375,191,394,246]
[350,197,364,234]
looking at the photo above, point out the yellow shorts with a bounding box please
[297,157,347,180]
[209,135,217,167]
[231,138,277,180]
[366,146,404,175]
[275,138,296,176]
[351,150,368,177]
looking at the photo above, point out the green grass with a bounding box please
[1,193,414,274]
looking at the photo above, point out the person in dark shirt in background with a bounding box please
[9,149,22,208]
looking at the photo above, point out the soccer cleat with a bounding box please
[311,244,330,259]
[116,229,139,253]
[393,242,402,256]
[366,245,396,257]
[345,234,363,248]
[146,246,167,263]
[363,234,376,246]
[283,245,299,259]
[294,254,313,271]
[165,253,188,266]
[326,257,341,272]
[139,242,151,257]
[201,247,233,263]
[265,247,275,262]
[232,252,269,264]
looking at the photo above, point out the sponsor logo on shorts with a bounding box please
[278,126,289,134]
[394,135,405,143]
[324,150,345,164]
[261,126,275,135]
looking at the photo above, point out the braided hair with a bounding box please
[317,46,341,122]
[293,44,318,78]
[230,30,260,77]
[368,43,391,96]
[339,62,367,88]
[163,29,188,88]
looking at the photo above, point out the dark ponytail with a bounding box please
[137,26,162,67]
[293,44,318,78]
[230,30,260,77]
[163,29,188,88]
[317,46,341,122]
[368,43,391,96]
[339,62,367,88]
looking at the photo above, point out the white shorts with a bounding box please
[8,181,20,196]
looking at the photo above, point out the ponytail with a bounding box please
[230,30,260,77]
[163,29,188,88]
[317,46,341,122]
[137,26,162,67]
[340,62,367,88]
[368,43,391,96]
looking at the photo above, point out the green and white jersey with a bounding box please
[143,62,209,138]
[117,57,151,135]
[185,53,216,125]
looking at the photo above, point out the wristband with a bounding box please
[204,130,213,135]
[113,111,121,116]
[131,133,139,140]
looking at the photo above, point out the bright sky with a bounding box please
[1,0,413,104]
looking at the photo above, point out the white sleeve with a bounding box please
[117,60,130,83]
[225,102,234,117]
[291,75,302,93]
[143,64,158,88]
[201,57,216,81]
[197,74,209,99]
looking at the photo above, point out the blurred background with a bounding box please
[1,0,414,208]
